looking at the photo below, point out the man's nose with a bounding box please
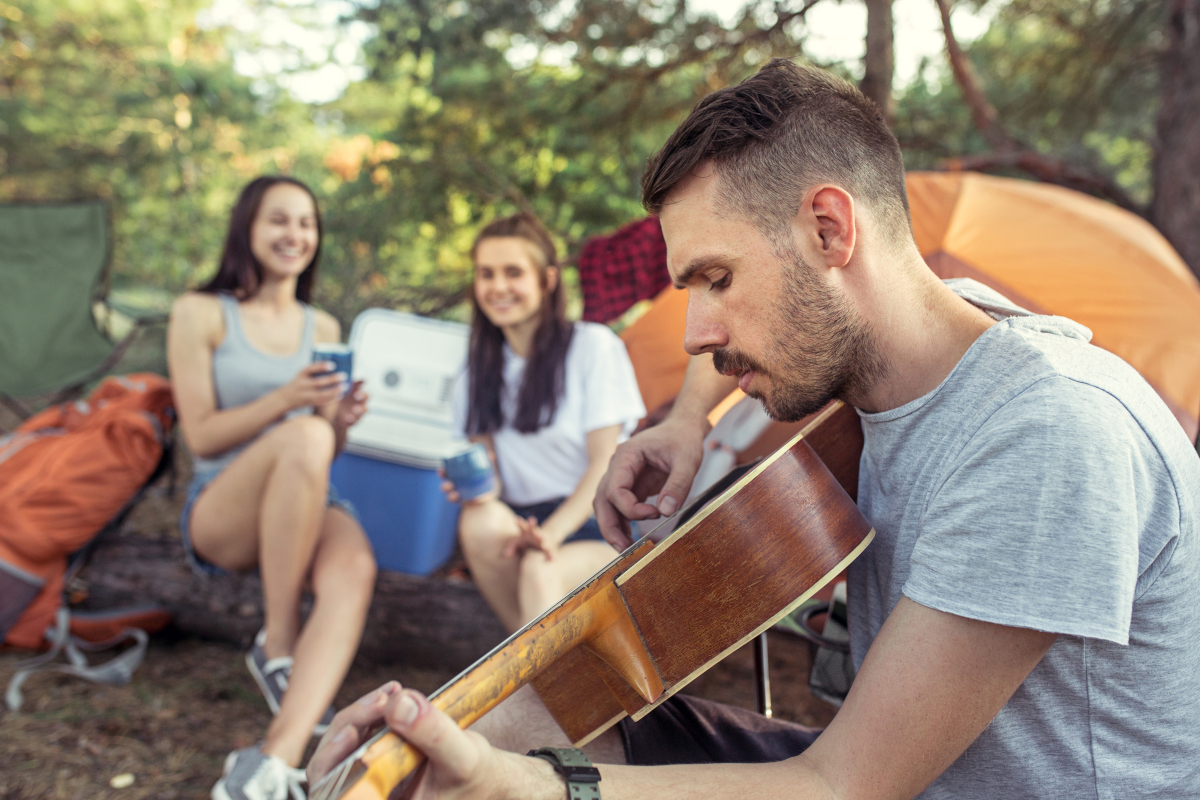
[682,293,728,356]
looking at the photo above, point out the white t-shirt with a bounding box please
[452,322,646,507]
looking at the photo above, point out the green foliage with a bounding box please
[0,0,1178,327]
[315,0,831,324]
[0,0,328,295]
[894,0,1167,206]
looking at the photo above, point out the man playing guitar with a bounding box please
[309,59,1200,800]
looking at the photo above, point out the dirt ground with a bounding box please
[0,429,838,799]
[0,628,834,800]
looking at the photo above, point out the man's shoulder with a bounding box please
[957,316,1162,428]
[950,323,1199,522]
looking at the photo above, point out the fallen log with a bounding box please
[77,532,508,673]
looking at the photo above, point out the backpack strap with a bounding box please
[5,607,150,712]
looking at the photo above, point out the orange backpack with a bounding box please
[0,374,174,649]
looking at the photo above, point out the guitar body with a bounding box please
[312,401,872,800]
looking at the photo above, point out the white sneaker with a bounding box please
[212,745,307,800]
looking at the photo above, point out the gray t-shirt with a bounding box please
[849,280,1200,799]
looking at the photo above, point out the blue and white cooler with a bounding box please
[330,309,468,575]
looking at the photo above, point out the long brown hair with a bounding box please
[198,176,322,302]
[466,213,574,435]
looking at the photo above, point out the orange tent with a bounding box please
[618,171,1200,443]
[909,171,1200,441]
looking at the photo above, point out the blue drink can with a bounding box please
[312,343,353,396]
[444,443,496,502]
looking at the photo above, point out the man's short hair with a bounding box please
[641,58,911,248]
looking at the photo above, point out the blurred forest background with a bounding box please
[2,0,1197,333]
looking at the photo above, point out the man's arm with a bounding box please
[594,353,738,548]
[310,598,1056,800]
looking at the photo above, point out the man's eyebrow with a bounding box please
[672,255,720,290]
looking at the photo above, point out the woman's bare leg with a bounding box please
[191,415,336,658]
[263,506,376,765]
[188,415,375,765]
[517,541,617,623]
[458,499,524,632]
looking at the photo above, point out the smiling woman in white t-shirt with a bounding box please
[447,213,645,632]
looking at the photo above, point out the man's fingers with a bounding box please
[653,443,704,517]
[611,488,666,521]
[602,452,647,515]
[594,488,634,550]
[385,690,483,786]
[307,682,400,784]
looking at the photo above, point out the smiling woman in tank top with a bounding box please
[167,176,376,800]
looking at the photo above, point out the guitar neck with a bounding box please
[310,536,657,800]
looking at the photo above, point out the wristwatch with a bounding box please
[527,747,602,800]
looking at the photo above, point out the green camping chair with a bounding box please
[0,201,166,427]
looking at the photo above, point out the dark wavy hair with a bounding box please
[198,176,322,302]
[466,213,575,436]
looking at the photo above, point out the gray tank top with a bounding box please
[192,293,315,476]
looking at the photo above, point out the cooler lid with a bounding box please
[344,415,466,469]
[345,308,469,466]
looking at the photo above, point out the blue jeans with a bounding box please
[179,467,359,577]
[506,498,606,545]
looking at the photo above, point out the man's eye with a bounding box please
[711,274,731,290]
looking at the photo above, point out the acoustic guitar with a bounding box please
[311,401,873,800]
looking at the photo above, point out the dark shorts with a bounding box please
[507,499,606,545]
[617,694,823,765]
[179,467,359,577]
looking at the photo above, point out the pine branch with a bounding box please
[941,151,1146,216]
[934,0,1016,152]
[934,0,1146,218]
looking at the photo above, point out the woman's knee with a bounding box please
[272,416,336,477]
[315,519,377,600]
[345,544,377,597]
[519,550,554,580]
[458,501,516,561]
[518,551,559,593]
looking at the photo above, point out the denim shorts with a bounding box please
[179,467,359,577]
[507,498,606,545]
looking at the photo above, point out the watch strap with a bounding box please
[527,747,601,800]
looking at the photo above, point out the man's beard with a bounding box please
[713,250,888,423]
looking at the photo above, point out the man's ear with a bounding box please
[800,185,856,270]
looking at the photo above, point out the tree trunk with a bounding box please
[1152,0,1200,279]
[76,533,508,673]
[934,0,1016,152]
[861,0,896,123]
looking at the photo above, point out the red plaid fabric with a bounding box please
[577,216,670,323]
